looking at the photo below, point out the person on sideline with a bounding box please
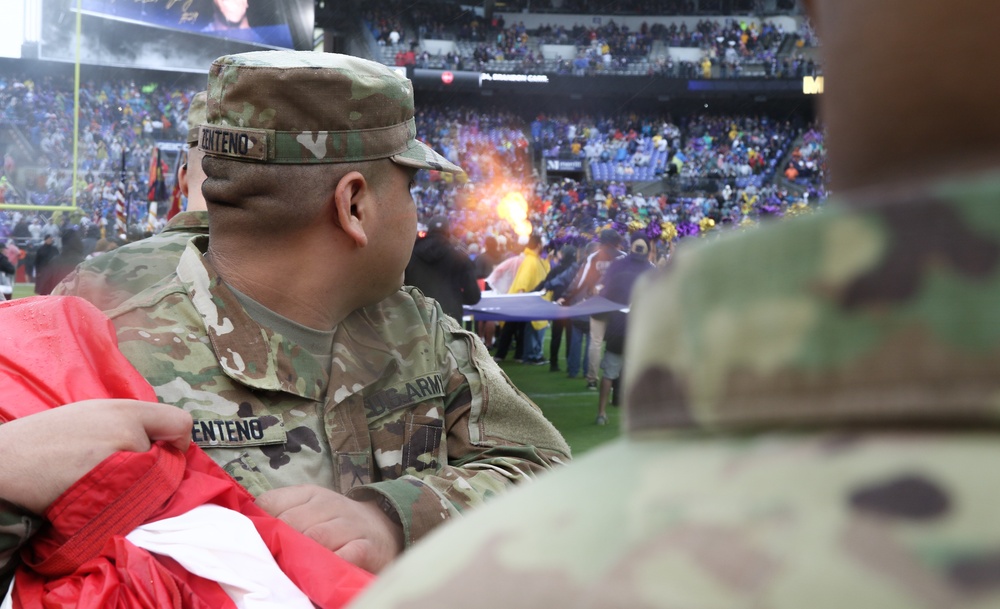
[539,244,579,372]
[492,233,550,364]
[594,236,654,425]
[404,214,481,323]
[559,228,624,389]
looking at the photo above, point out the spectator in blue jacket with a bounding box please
[595,235,655,425]
[539,244,579,372]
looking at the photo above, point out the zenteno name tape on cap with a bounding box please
[200,125,269,161]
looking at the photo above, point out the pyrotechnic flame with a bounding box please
[497,191,532,236]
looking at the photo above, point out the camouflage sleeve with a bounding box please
[0,497,41,579]
[51,264,92,295]
[52,229,199,311]
[348,308,572,547]
[50,257,118,310]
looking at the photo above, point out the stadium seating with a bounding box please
[360,0,819,78]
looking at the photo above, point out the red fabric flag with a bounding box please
[0,296,374,609]
[166,183,182,220]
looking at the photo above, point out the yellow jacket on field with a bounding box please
[509,248,550,330]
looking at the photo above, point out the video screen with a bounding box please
[79,0,312,50]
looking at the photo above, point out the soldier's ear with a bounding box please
[178,164,189,198]
[175,149,190,197]
[331,171,369,248]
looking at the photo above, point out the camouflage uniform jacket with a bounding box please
[52,211,209,310]
[111,235,565,536]
[346,174,1000,608]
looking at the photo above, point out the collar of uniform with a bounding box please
[162,211,209,234]
[326,291,423,404]
[624,172,1000,434]
[176,236,328,400]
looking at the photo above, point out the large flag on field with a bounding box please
[147,147,168,203]
[464,292,628,321]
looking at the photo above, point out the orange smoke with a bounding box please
[497,191,532,237]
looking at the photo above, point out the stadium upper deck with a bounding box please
[355,0,817,79]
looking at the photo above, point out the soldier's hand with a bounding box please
[256,485,403,573]
[0,399,192,514]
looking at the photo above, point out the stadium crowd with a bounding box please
[0,71,825,286]
[403,105,825,262]
[363,0,817,77]
[497,0,801,13]
[0,72,196,235]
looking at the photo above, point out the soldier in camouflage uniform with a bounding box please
[344,1,1000,606]
[0,52,569,578]
[53,91,210,310]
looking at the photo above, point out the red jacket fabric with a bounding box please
[0,296,373,608]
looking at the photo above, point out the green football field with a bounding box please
[491,357,621,456]
[9,283,620,456]
[11,283,33,299]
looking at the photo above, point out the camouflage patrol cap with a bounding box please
[198,50,463,173]
[186,91,207,145]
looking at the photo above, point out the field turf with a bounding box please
[491,357,621,456]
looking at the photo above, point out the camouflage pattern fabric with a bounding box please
[186,91,207,144]
[52,211,209,311]
[345,173,1000,607]
[199,51,462,173]
[91,236,568,548]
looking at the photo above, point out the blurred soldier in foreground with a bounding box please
[53,91,210,309]
[345,0,1000,606]
[0,52,569,578]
